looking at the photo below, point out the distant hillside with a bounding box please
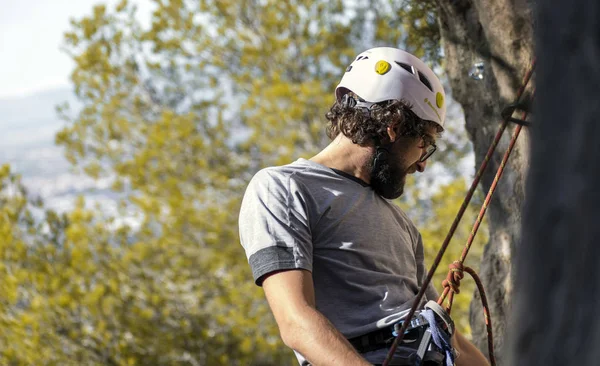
[0,88,123,215]
[0,86,474,225]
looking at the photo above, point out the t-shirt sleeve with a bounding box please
[415,232,440,302]
[238,169,313,286]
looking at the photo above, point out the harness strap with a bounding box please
[348,326,397,354]
[422,309,455,366]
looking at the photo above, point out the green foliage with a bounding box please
[56,0,442,174]
[0,166,284,365]
[392,0,441,63]
[0,0,490,364]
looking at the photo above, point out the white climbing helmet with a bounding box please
[336,47,446,129]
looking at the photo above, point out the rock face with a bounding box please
[512,0,600,365]
[436,0,534,364]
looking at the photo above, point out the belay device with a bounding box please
[392,301,455,366]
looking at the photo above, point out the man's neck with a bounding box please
[309,135,373,184]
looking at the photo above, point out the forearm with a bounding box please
[281,304,371,366]
[452,331,490,366]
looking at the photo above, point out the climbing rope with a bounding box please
[438,262,493,364]
[437,91,534,366]
[382,60,536,366]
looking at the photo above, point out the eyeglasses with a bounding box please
[418,136,437,163]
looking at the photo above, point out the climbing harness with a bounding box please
[382,60,536,366]
[349,300,454,365]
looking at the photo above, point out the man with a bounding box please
[239,47,490,365]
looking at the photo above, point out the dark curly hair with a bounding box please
[325,96,440,146]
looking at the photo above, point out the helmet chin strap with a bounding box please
[341,93,357,108]
[371,141,393,173]
[340,94,396,173]
[370,141,405,200]
[372,145,390,169]
[341,93,378,118]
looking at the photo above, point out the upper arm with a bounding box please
[263,269,316,318]
[262,269,316,343]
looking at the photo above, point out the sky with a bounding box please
[0,0,151,99]
[0,0,151,220]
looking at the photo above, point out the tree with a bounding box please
[436,0,534,363]
[511,0,600,364]
[0,164,287,365]
[54,0,478,359]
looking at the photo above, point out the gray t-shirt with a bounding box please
[239,158,438,364]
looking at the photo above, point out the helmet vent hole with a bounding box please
[395,62,414,74]
[418,71,433,92]
[356,56,369,61]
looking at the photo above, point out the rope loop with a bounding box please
[442,261,464,294]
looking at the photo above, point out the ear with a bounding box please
[386,124,398,143]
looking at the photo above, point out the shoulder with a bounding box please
[240,160,326,224]
[245,159,335,198]
[245,163,304,202]
[250,163,304,186]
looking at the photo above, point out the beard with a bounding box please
[369,146,408,200]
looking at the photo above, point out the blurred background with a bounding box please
[0,0,489,364]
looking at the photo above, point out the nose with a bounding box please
[415,160,427,173]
